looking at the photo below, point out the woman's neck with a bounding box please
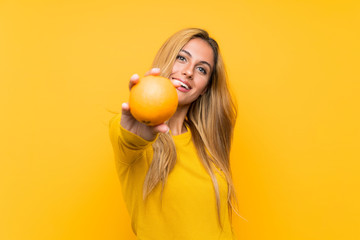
[168,105,189,136]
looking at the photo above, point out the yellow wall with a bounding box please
[1,0,359,239]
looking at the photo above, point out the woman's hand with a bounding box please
[120,68,179,141]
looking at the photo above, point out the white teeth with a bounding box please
[181,82,189,90]
[173,80,189,90]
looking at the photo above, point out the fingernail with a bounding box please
[130,73,139,80]
[152,68,160,72]
[122,102,129,110]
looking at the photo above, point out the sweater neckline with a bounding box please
[171,126,191,143]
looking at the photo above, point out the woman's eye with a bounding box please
[176,55,186,61]
[198,67,207,74]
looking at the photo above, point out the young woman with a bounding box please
[109,28,238,239]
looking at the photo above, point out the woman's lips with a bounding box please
[172,79,191,92]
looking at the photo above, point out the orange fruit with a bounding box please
[129,75,178,126]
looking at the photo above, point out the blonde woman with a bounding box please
[109,28,238,239]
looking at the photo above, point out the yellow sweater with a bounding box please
[109,113,235,239]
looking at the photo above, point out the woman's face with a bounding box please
[170,38,214,107]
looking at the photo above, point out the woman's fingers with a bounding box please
[129,74,139,90]
[129,68,161,90]
[145,68,161,76]
[121,102,130,112]
[152,123,169,134]
[121,102,133,119]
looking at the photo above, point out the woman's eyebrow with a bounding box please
[181,49,192,57]
[180,49,212,70]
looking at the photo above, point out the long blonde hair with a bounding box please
[142,28,238,227]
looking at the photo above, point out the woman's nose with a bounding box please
[182,65,193,79]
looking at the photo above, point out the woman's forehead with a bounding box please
[181,38,214,66]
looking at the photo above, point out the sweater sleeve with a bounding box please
[108,113,156,166]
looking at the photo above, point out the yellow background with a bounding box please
[1,0,359,239]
